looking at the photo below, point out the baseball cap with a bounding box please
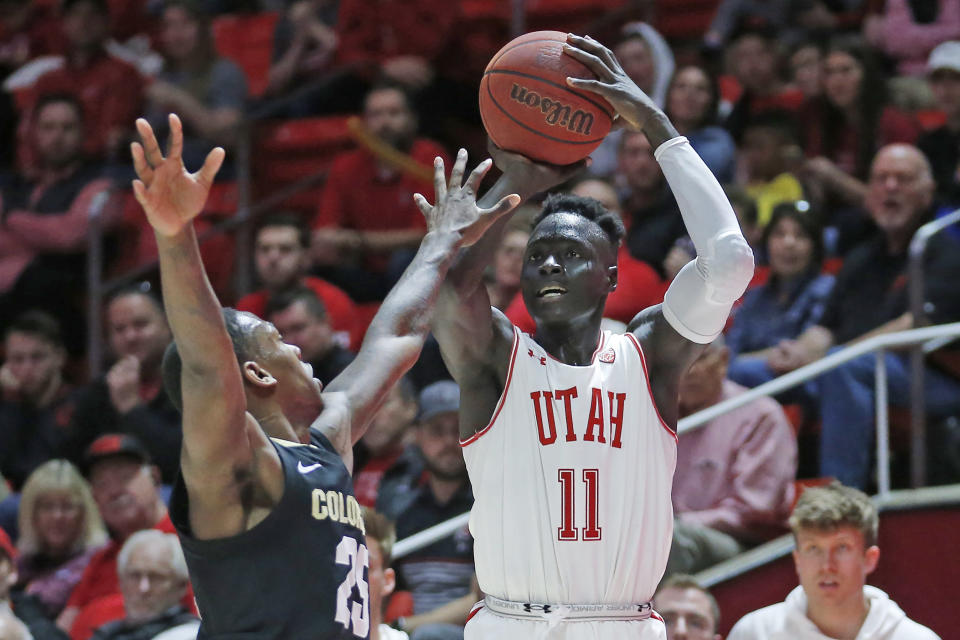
[0,528,16,563]
[928,41,960,75]
[418,381,460,423]
[82,434,151,475]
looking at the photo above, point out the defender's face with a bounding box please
[521,214,615,326]
[258,320,325,412]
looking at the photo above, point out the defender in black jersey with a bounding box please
[129,114,522,639]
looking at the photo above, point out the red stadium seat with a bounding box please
[655,0,720,41]
[212,11,279,98]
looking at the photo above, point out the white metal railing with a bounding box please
[392,322,960,559]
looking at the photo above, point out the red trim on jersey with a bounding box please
[652,611,664,623]
[460,326,521,447]
[625,333,678,443]
[542,331,606,366]
[466,601,484,623]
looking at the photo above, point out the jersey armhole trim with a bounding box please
[460,326,521,447]
[625,332,679,443]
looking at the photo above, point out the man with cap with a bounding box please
[56,434,193,636]
[377,381,477,640]
[0,528,68,639]
[919,41,960,207]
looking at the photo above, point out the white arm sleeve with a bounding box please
[655,136,754,344]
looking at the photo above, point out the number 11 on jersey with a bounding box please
[558,468,601,541]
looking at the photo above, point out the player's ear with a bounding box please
[607,264,618,292]
[242,361,278,390]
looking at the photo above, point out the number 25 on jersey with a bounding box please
[558,468,602,541]
[335,536,369,637]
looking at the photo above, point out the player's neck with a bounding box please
[534,315,604,366]
[256,409,301,443]
[807,592,870,640]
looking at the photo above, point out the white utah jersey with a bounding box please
[462,328,677,605]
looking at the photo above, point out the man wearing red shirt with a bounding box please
[57,435,193,638]
[18,0,143,168]
[312,82,450,301]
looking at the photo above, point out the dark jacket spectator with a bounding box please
[918,41,960,207]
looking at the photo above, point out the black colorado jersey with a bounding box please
[170,431,369,639]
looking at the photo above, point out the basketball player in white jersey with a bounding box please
[431,34,755,639]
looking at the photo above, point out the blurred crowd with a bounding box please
[1,0,959,638]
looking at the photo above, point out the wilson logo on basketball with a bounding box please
[509,83,595,135]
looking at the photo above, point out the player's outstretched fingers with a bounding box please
[448,148,468,191]
[433,157,447,204]
[131,179,148,208]
[135,118,164,167]
[195,147,226,188]
[413,193,433,218]
[130,142,153,183]
[167,114,184,161]
[561,42,614,82]
[464,158,493,196]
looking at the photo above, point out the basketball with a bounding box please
[479,31,615,165]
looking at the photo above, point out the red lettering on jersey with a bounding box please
[555,386,578,442]
[584,387,606,443]
[608,391,626,449]
[531,391,558,445]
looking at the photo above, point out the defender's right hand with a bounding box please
[130,114,225,238]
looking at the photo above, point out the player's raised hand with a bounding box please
[561,33,660,132]
[130,114,225,238]
[414,148,520,248]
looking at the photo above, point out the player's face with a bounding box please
[930,69,960,120]
[254,226,307,290]
[119,541,188,623]
[793,526,879,612]
[269,300,333,364]
[654,587,719,640]
[417,413,466,480]
[33,102,83,169]
[364,88,416,150]
[362,384,417,455]
[33,489,84,556]
[823,51,863,111]
[667,67,713,129]
[259,321,325,424]
[107,294,172,371]
[767,216,814,279]
[521,214,615,326]
[3,332,64,402]
[618,133,662,193]
[865,146,933,237]
[89,458,159,537]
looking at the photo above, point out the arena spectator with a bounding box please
[789,41,824,101]
[726,203,834,389]
[724,26,805,142]
[739,112,805,227]
[653,575,722,640]
[0,313,80,492]
[19,0,143,165]
[312,82,449,302]
[15,460,107,619]
[863,0,960,77]
[143,1,247,178]
[728,482,940,639]
[235,213,357,346]
[918,41,960,206]
[264,0,339,107]
[0,0,62,76]
[667,340,796,576]
[377,381,475,640]
[90,530,198,640]
[0,94,116,349]
[664,64,736,183]
[768,144,960,489]
[353,376,418,507]
[588,23,675,177]
[264,288,355,386]
[1,527,70,640]
[57,435,188,637]
[485,223,529,313]
[362,508,409,640]
[800,37,919,210]
[71,286,181,485]
[616,131,686,277]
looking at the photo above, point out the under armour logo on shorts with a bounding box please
[523,603,552,613]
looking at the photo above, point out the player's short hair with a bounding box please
[256,213,311,249]
[264,287,328,321]
[655,574,720,630]
[789,481,879,547]
[361,507,396,566]
[162,308,262,412]
[33,92,85,124]
[534,193,625,252]
[4,310,64,349]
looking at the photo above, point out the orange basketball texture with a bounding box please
[479,31,615,165]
